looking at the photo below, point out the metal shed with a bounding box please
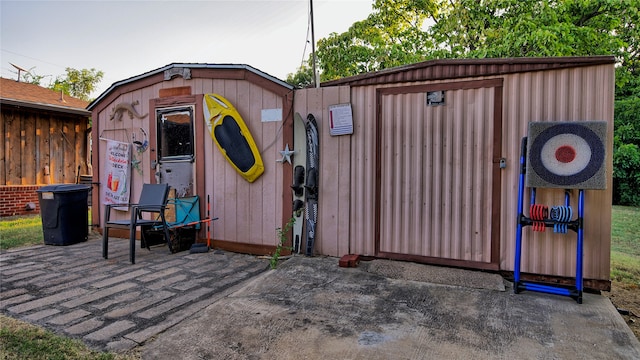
[299,56,614,290]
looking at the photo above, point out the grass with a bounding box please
[0,210,91,250]
[0,214,43,250]
[0,315,128,360]
[0,206,638,358]
[610,206,640,287]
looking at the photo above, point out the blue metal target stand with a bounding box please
[513,137,585,304]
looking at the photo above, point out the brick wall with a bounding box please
[0,186,42,217]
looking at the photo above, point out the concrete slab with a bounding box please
[1,237,638,359]
[142,256,640,360]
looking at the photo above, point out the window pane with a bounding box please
[157,107,194,160]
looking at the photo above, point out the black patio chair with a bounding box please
[102,183,172,264]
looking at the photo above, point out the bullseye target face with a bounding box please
[540,133,592,176]
[526,121,607,189]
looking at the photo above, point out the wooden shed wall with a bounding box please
[293,86,352,257]
[193,78,291,249]
[92,75,293,251]
[304,64,613,281]
[1,106,89,185]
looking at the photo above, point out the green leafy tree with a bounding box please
[50,67,104,101]
[288,0,639,205]
[286,64,315,89]
[313,0,636,75]
[613,143,640,205]
[21,67,48,85]
[316,0,435,81]
[289,0,637,82]
[437,0,626,59]
[613,76,640,206]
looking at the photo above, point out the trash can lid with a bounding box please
[37,184,91,193]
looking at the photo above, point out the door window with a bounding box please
[157,106,194,161]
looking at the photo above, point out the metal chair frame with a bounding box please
[102,183,172,264]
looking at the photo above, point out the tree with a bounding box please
[291,0,637,81]
[50,67,104,101]
[288,0,640,205]
[286,64,314,89]
[21,67,48,85]
[316,0,435,81]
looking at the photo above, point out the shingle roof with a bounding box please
[0,77,90,115]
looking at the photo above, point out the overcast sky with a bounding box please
[0,0,374,98]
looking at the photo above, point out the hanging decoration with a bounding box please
[277,143,295,164]
[103,140,132,209]
[109,100,148,121]
[131,128,148,175]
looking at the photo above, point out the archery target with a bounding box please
[526,121,607,189]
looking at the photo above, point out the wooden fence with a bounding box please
[1,106,90,186]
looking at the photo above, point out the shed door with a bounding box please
[377,80,503,269]
[156,105,195,197]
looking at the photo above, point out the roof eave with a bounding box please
[1,98,91,117]
[321,55,617,87]
[87,63,293,111]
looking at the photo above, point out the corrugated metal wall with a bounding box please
[308,64,613,280]
[500,66,614,280]
[348,86,378,256]
[378,85,497,266]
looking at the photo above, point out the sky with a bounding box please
[0,0,374,98]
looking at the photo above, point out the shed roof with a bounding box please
[0,77,90,116]
[321,56,616,87]
[87,63,294,111]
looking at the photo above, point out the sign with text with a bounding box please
[103,140,131,208]
[328,103,354,136]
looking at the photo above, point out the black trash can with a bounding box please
[37,184,91,245]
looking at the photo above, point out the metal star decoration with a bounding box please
[277,143,295,164]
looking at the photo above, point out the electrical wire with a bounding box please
[299,1,312,70]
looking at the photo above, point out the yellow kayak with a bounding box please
[203,93,264,183]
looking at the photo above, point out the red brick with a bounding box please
[339,254,360,268]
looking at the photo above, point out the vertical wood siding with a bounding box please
[1,108,88,185]
[293,86,351,256]
[94,76,289,250]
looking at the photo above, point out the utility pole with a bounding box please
[310,0,319,88]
